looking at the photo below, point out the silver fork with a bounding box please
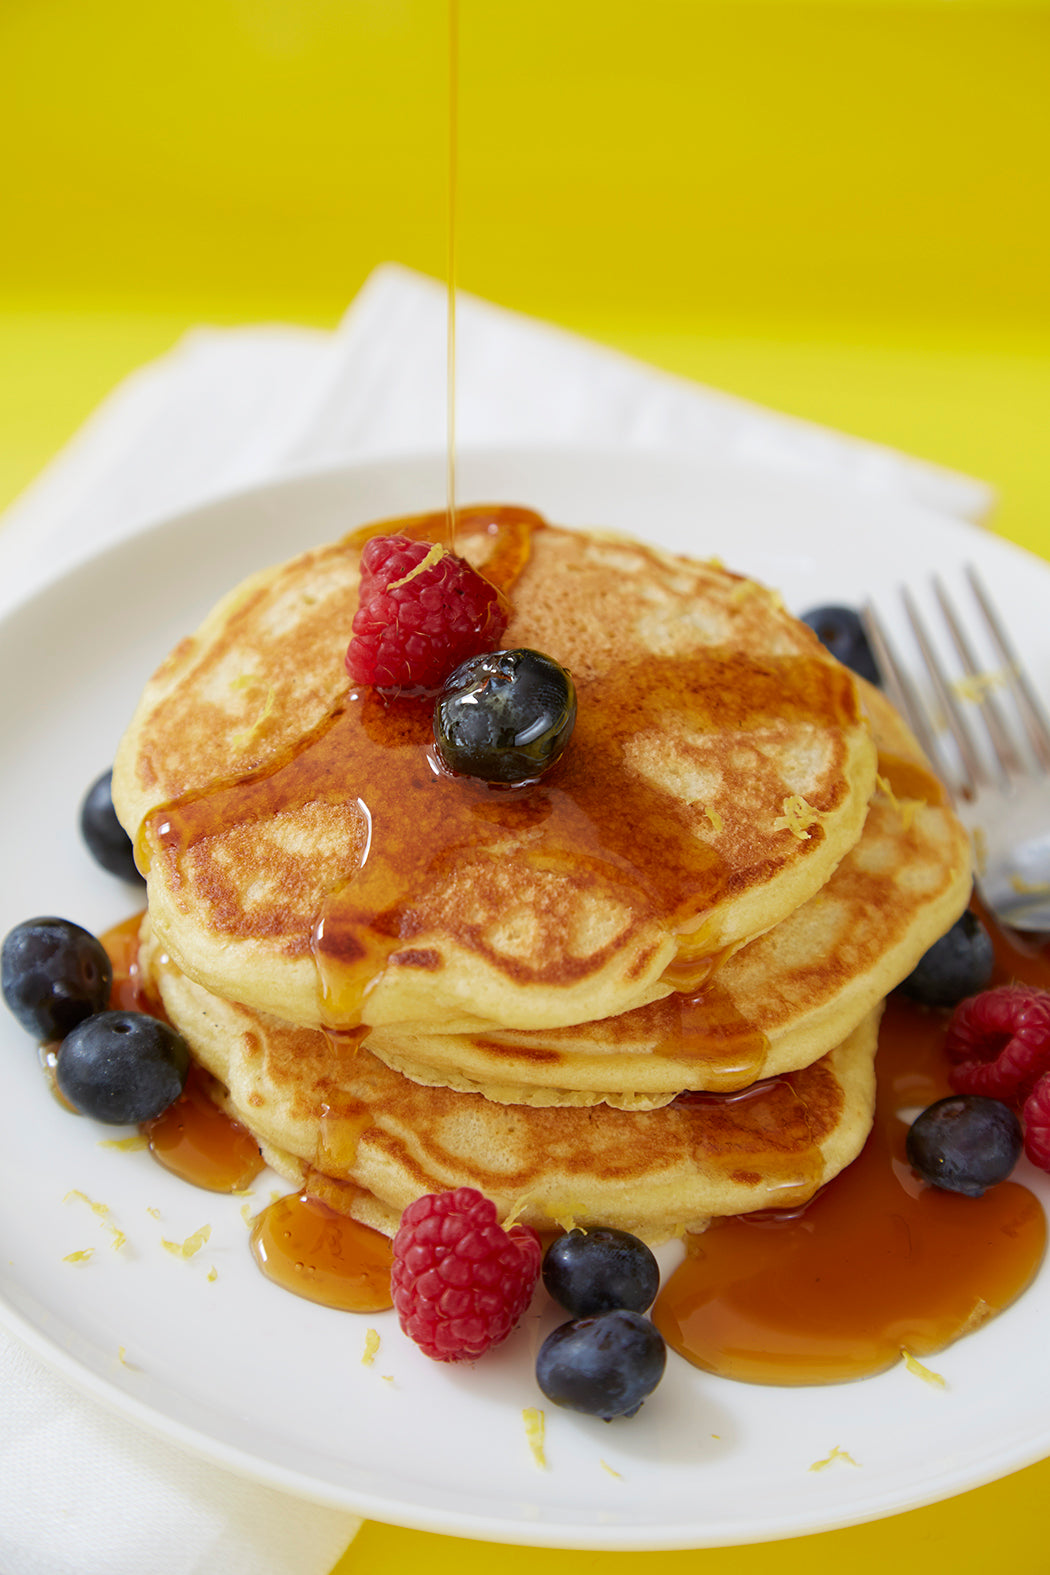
[863,566,1050,933]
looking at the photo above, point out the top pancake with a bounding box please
[113,507,877,1034]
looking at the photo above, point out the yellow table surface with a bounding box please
[3,1,1049,1569]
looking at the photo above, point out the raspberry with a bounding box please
[1022,1074,1050,1171]
[946,986,1050,1104]
[346,535,506,695]
[391,1187,541,1362]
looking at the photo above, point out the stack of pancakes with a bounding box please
[113,509,972,1242]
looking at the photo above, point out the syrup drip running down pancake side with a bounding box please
[113,510,878,1038]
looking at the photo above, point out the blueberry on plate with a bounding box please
[799,605,881,686]
[80,768,143,883]
[899,909,995,1008]
[55,1010,190,1124]
[906,1094,1022,1197]
[1,916,113,1040]
[433,648,576,784]
[543,1227,660,1317]
[536,1309,666,1420]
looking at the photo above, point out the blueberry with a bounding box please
[433,648,576,784]
[906,1095,1022,1197]
[80,769,143,883]
[543,1227,660,1317]
[799,605,881,686]
[536,1309,666,1420]
[55,1010,190,1124]
[899,910,995,1008]
[2,917,113,1040]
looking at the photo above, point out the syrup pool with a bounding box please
[249,1190,393,1313]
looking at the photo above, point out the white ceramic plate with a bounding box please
[2,448,1050,1550]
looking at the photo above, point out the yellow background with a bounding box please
[3,1,1050,1570]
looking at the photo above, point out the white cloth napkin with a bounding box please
[0,263,993,1574]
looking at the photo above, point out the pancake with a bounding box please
[113,507,877,1035]
[139,924,881,1244]
[363,681,972,1104]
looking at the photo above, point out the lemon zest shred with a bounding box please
[701,805,724,834]
[772,795,822,841]
[98,1134,149,1152]
[161,1225,212,1260]
[958,1297,993,1337]
[972,826,988,877]
[543,1196,587,1232]
[362,1329,381,1367]
[523,1408,547,1470]
[65,1190,109,1218]
[728,578,762,608]
[1010,874,1050,896]
[951,668,1010,703]
[876,774,924,832]
[599,1459,622,1479]
[146,1207,162,1220]
[388,542,445,589]
[63,1249,94,1264]
[207,1267,219,1283]
[901,1348,946,1388]
[809,1445,860,1472]
[66,1191,126,1250]
[231,684,276,748]
[501,1194,533,1230]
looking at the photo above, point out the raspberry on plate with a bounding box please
[946,985,1050,1104]
[391,1187,541,1362]
[346,535,507,695]
[1021,1074,1050,1171]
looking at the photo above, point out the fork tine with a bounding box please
[932,576,1025,778]
[966,565,1050,773]
[861,602,949,776]
[900,586,1001,797]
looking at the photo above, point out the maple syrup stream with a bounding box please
[446,0,458,546]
